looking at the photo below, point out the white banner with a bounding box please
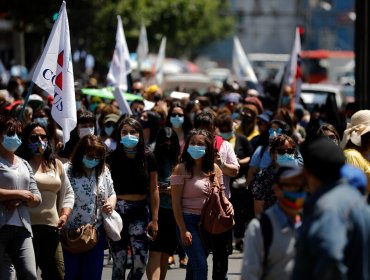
[32,1,76,145]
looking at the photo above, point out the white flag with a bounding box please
[232,36,258,85]
[136,21,149,69]
[107,16,132,115]
[32,1,76,145]
[107,15,132,91]
[155,37,166,85]
[285,27,302,102]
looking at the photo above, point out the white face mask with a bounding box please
[78,127,95,138]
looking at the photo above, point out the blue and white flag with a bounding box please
[32,1,76,145]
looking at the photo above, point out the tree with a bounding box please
[6,0,235,74]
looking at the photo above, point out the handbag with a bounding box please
[102,210,123,241]
[201,173,235,234]
[61,181,99,254]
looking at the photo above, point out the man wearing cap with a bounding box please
[292,137,370,280]
[241,164,305,280]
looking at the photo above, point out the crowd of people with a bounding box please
[1,75,370,280]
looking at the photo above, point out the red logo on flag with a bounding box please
[55,51,64,90]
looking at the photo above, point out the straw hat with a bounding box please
[341,110,370,148]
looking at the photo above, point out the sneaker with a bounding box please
[179,258,188,268]
[168,255,176,269]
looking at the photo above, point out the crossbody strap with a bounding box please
[93,176,99,225]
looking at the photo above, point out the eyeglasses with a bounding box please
[171,113,184,117]
[29,134,48,142]
[275,148,295,155]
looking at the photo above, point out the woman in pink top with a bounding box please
[171,129,233,280]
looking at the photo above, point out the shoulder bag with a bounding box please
[61,181,99,254]
[201,172,235,234]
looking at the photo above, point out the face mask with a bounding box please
[219,131,234,140]
[82,156,100,169]
[78,127,95,138]
[18,85,24,93]
[280,190,306,210]
[89,103,98,112]
[120,135,139,148]
[187,145,206,160]
[105,127,114,137]
[269,128,282,140]
[28,140,47,156]
[76,101,82,110]
[140,119,150,129]
[35,117,48,128]
[170,116,184,128]
[276,153,295,166]
[282,95,290,106]
[231,112,240,120]
[2,134,22,152]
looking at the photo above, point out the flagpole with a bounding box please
[18,81,34,121]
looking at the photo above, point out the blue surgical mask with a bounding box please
[219,131,234,140]
[276,153,296,166]
[120,135,139,148]
[89,103,98,112]
[2,134,22,152]
[282,95,290,106]
[76,101,82,110]
[105,127,114,137]
[35,117,48,128]
[82,156,100,169]
[170,116,184,128]
[187,145,206,160]
[231,112,240,120]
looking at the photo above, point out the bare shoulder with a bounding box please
[173,163,186,175]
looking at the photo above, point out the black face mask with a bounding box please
[140,119,150,129]
[153,95,162,102]
[242,114,254,123]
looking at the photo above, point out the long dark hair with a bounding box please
[16,122,56,169]
[70,134,106,179]
[154,127,180,166]
[180,129,215,176]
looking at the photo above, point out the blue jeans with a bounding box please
[0,225,37,280]
[63,225,106,280]
[177,213,208,280]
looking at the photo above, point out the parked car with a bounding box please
[300,83,346,111]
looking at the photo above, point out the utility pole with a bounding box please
[355,0,370,109]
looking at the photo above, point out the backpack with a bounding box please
[201,173,235,234]
[257,212,273,268]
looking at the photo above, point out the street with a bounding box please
[101,250,243,280]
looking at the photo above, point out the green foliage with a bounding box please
[7,0,235,69]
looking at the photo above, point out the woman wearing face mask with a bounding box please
[63,135,116,280]
[58,110,96,162]
[106,117,159,280]
[0,116,42,280]
[250,134,301,216]
[166,102,193,148]
[102,113,120,153]
[146,127,181,280]
[16,122,74,280]
[171,129,233,280]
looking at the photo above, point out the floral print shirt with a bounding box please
[64,164,116,229]
[250,165,277,210]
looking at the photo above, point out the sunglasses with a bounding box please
[171,113,184,117]
[275,148,295,155]
[29,134,48,143]
[6,131,20,137]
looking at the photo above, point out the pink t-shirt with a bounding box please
[170,174,223,215]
